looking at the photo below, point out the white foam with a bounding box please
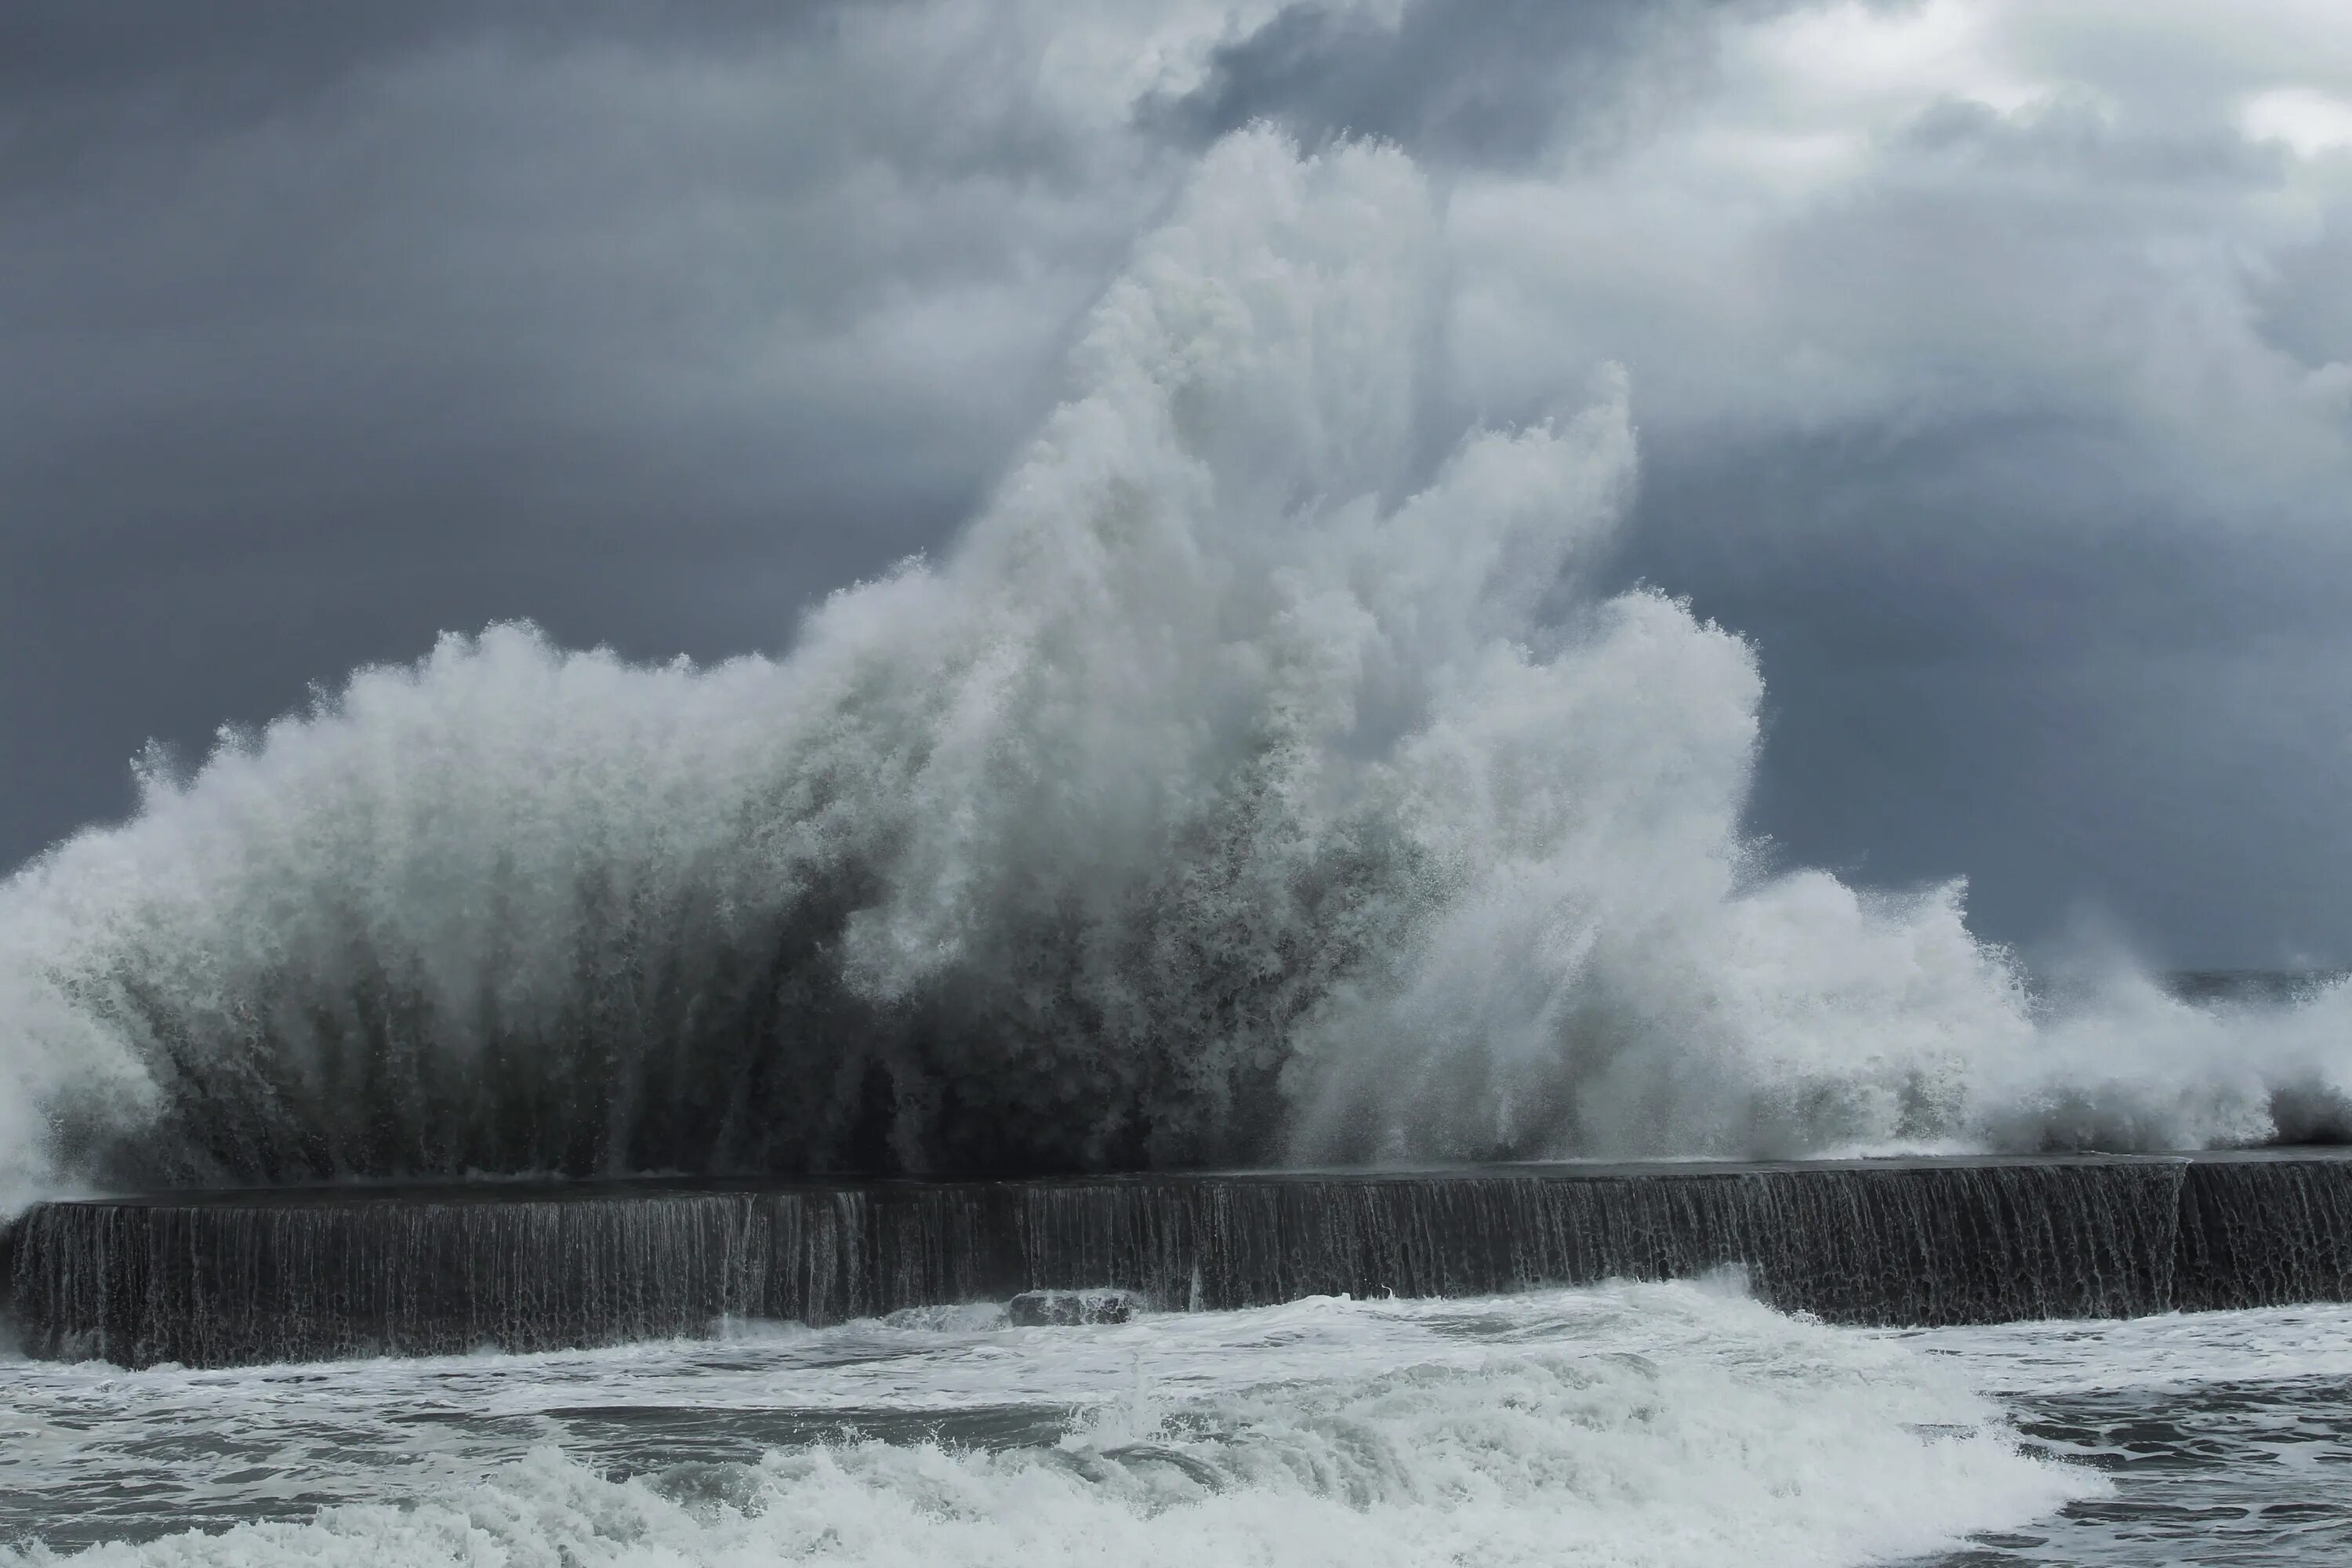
[0,1283,2093,1567]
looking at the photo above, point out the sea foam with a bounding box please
[0,1283,2093,1568]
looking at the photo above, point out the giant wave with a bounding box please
[2,131,2347,1206]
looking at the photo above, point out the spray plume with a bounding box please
[2,132,2343,1206]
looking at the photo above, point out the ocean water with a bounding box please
[1903,1309,2352,1565]
[3,1282,2345,1566]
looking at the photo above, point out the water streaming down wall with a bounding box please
[6,1151,2350,1367]
[2173,1154,2352,1311]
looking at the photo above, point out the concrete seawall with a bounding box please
[5,1149,2348,1367]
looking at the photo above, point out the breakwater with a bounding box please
[5,1150,2349,1367]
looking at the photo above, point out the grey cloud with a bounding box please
[1416,49,2352,963]
[0,2,859,197]
[1897,94,2287,184]
[1,2,1181,869]
[2256,205,2352,373]
[1144,0,1791,168]
[1617,412,2352,966]
[0,2,845,111]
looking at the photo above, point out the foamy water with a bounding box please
[0,1281,2103,1567]
[12,1283,2351,1565]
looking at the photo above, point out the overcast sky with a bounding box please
[5,0,2350,967]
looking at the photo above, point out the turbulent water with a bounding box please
[2,129,2346,1207]
[4,1281,2349,1566]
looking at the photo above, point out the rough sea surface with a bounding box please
[3,1283,2346,1566]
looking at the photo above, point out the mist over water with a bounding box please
[2,132,2347,1207]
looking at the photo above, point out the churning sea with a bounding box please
[3,1279,2347,1566]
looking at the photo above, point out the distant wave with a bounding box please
[2,131,2346,1205]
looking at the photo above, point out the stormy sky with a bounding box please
[5,0,2349,967]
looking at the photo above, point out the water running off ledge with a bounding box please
[5,1149,2350,1367]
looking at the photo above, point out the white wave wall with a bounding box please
[1,131,2343,1206]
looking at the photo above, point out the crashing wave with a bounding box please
[1,131,2344,1204]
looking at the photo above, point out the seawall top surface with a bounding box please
[32,1145,2352,1212]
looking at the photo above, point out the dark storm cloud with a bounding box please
[0,1,826,105]
[1622,418,2352,963]
[0,2,857,198]
[1,1,1171,869]
[1144,0,1787,166]
[1715,110,2349,965]
[1414,43,2352,963]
